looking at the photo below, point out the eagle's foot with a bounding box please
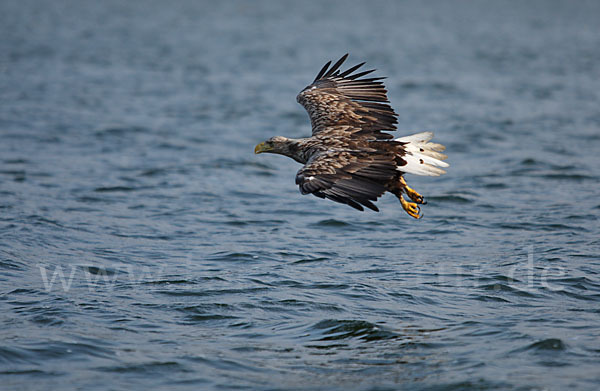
[406,186,426,204]
[399,176,426,204]
[400,196,422,219]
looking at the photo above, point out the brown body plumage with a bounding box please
[255,54,448,218]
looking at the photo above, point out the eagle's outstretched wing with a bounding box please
[295,149,399,211]
[296,54,398,140]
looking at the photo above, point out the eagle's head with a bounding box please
[254,136,292,155]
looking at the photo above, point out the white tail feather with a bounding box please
[395,132,449,176]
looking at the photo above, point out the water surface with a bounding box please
[1,1,600,390]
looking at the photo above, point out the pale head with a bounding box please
[254,136,292,155]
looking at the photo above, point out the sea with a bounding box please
[1,1,599,390]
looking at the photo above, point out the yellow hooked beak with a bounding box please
[254,142,272,154]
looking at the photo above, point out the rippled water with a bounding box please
[1,1,600,390]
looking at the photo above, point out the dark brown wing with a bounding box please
[296,54,398,140]
[295,149,398,212]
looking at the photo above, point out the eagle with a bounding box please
[254,54,448,218]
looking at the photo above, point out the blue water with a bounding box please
[1,1,600,390]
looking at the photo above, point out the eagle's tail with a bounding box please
[395,132,449,176]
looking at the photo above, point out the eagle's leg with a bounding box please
[388,176,422,219]
[399,176,426,204]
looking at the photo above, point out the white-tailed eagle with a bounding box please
[254,54,448,218]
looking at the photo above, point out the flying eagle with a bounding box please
[254,54,448,218]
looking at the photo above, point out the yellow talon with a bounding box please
[400,196,422,219]
[400,176,425,204]
[406,187,425,204]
